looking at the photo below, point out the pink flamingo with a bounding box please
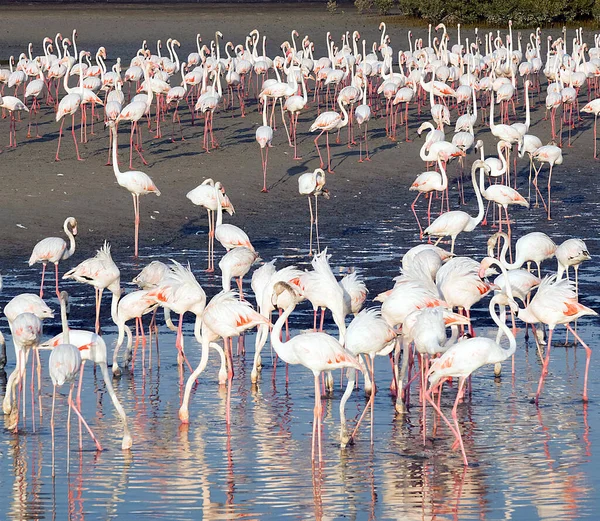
[179,290,268,425]
[28,216,78,299]
[256,97,273,192]
[0,95,29,148]
[63,241,121,335]
[107,120,161,257]
[186,179,235,272]
[270,281,364,462]
[517,276,597,404]
[309,96,349,173]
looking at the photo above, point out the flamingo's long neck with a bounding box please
[64,221,76,260]
[60,296,70,344]
[489,295,516,359]
[524,81,530,131]
[478,161,488,197]
[489,89,496,130]
[215,185,224,227]
[467,162,485,230]
[471,81,477,121]
[338,97,349,127]
[270,299,297,365]
[438,158,448,191]
[498,234,521,270]
[111,125,122,181]
[144,64,153,112]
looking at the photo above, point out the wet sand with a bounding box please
[0,4,596,285]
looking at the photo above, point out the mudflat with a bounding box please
[0,4,593,282]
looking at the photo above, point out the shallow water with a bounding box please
[1,206,599,521]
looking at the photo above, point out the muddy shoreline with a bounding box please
[0,6,596,291]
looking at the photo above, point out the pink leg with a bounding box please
[55,262,60,300]
[39,263,46,298]
[566,323,592,401]
[535,328,553,404]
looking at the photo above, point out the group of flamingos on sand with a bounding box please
[0,21,598,468]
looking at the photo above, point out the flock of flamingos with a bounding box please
[0,20,598,469]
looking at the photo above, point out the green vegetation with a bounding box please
[342,0,600,25]
[397,0,598,26]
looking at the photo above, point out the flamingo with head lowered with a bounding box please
[424,160,489,254]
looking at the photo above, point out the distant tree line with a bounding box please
[340,0,600,25]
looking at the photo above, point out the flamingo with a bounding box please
[556,238,591,294]
[270,281,364,462]
[256,96,273,192]
[117,59,153,168]
[425,292,518,466]
[107,120,161,257]
[111,289,158,375]
[309,96,349,173]
[48,293,102,477]
[2,313,42,432]
[214,182,255,252]
[28,217,78,299]
[63,241,121,334]
[301,248,347,346]
[145,260,206,378]
[284,72,308,160]
[24,67,45,138]
[165,61,188,141]
[424,160,489,254]
[532,144,563,220]
[0,95,29,148]
[179,290,268,425]
[517,276,597,404]
[488,231,557,278]
[219,246,259,299]
[354,84,371,162]
[41,291,132,450]
[298,168,329,256]
[478,159,529,238]
[518,133,543,203]
[55,50,87,161]
[581,98,600,158]
[186,178,235,272]
[409,158,449,238]
[344,308,397,444]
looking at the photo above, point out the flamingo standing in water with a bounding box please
[425,291,518,466]
[532,144,563,220]
[298,168,328,256]
[2,313,42,432]
[424,160,489,254]
[107,120,161,257]
[179,290,268,425]
[48,292,102,477]
[517,276,597,404]
[28,217,78,299]
[309,96,349,173]
[186,179,235,271]
[409,158,448,239]
[270,281,364,462]
[41,291,133,450]
[214,182,255,252]
[63,241,121,334]
[186,179,235,272]
[477,160,529,239]
[255,96,273,192]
